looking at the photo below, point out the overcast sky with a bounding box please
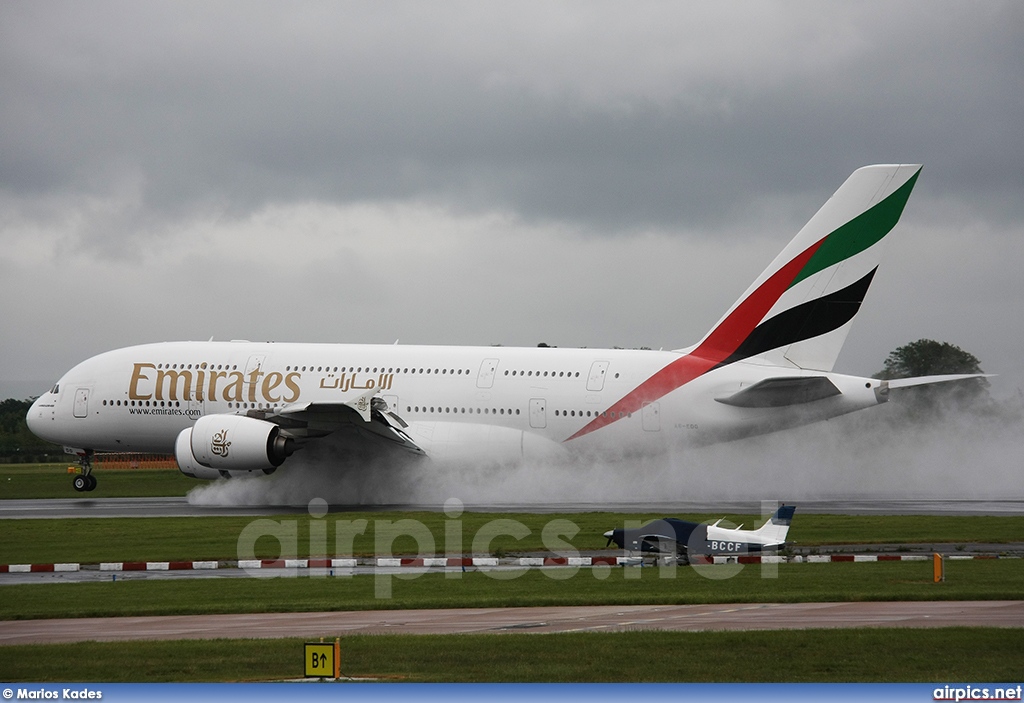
[3,1,1023,400]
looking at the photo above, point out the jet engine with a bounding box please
[175,414,295,479]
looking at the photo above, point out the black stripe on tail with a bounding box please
[713,268,877,370]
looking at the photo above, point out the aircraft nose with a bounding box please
[26,397,43,436]
[25,392,55,442]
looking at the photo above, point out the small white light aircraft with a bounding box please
[604,505,796,560]
[28,164,983,492]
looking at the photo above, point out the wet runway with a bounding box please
[5,496,1024,519]
[4,601,1022,645]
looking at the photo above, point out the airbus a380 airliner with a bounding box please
[28,164,982,492]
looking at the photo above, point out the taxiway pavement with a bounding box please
[3,601,1022,645]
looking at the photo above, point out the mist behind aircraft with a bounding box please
[187,400,1024,507]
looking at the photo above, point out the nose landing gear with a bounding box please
[72,451,97,492]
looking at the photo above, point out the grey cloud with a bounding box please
[3,2,1022,238]
[2,1,1023,394]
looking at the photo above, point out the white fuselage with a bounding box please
[27,340,885,462]
[27,166,928,475]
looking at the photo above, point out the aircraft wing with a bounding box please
[174,390,424,480]
[260,391,426,456]
[715,376,841,408]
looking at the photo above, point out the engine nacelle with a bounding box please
[175,414,294,479]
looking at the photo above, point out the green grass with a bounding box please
[3,559,1022,621]
[2,512,1024,566]
[3,464,1022,685]
[0,463,195,499]
[1,628,1021,682]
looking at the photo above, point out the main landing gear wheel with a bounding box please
[72,474,97,492]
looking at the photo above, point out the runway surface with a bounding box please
[5,496,1024,519]
[4,601,1022,645]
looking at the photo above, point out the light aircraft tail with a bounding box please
[747,504,796,546]
[686,164,922,372]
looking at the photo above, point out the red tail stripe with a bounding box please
[692,239,825,361]
[567,238,824,441]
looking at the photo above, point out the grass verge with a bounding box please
[3,559,1023,621]
[1,628,1021,682]
[1,463,194,499]
[3,512,1024,565]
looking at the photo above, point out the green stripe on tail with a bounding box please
[789,168,921,290]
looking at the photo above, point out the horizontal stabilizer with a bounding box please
[715,376,840,408]
[884,373,993,390]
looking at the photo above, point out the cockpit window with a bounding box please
[51,384,59,394]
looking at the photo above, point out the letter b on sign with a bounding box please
[304,643,336,678]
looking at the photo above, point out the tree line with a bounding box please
[0,399,62,463]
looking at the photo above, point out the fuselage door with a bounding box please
[245,354,267,378]
[642,401,661,432]
[529,398,547,429]
[587,361,609,392]
[477,358,499,389]
[73,388,90,419]
[241,354,267,411]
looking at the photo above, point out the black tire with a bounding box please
[85,475,98,491]
[73,475,88,492]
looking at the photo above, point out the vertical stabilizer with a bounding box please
[751,505,796,545]
[690,164,922,372]
[570,165,922,444]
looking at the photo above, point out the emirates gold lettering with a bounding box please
[154,369,194,401]
[246,369,264,403]
[283,372,301,403]
[261,372,283,402]
[208,370,228,400]
[129,363,155,400]
[129,363,305,405]
[211,429,231,457]
[223,373,245,402]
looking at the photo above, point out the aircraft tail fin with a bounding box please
[685,164,922,373]
[751,504,796,545]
